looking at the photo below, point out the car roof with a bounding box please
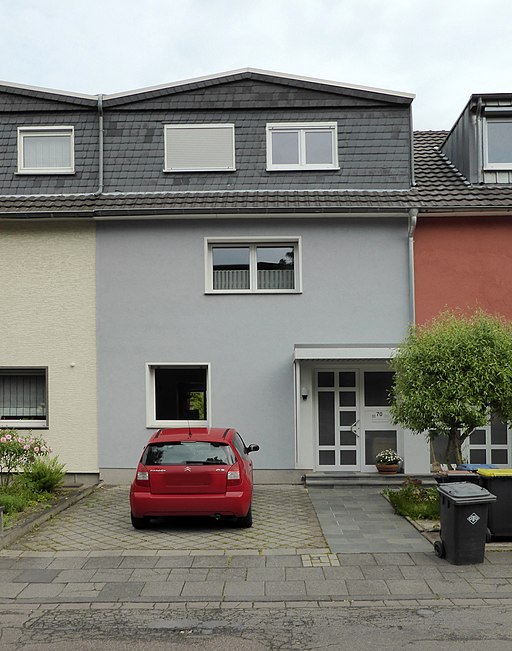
[148,427,235,444]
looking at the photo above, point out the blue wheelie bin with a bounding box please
[435,482,496,565]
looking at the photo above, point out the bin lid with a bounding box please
[457,464,499,471]
[477,468,512,477]
[437,481,497,504]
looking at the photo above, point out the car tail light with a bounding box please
[135,467,149,487]
[227,463,241,486]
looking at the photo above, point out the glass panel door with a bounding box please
[361,371,399,471]
[316,370,360,470]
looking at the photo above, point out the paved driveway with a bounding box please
[11,485,327,552]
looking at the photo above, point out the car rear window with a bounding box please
[142,441,235,466]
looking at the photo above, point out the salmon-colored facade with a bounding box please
[414,215,512,325]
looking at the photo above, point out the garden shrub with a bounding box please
[23,457,66,493]
[0,430,52,486]
[383,478,440,520]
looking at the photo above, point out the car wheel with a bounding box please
[131,513,150,529]
[237,506,253,528]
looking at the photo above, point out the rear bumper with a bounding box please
[130,489,251,518]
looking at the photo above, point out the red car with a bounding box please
[130,427,259,529]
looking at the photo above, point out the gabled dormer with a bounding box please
[441,93,512,184]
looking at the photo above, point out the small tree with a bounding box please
[390,311,512,465]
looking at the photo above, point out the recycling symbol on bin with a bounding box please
[467,512,480,525]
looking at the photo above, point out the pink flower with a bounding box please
[5,434,12,440]
[24,445,30,450]
[33,446,40,453]
[0,437,6,443]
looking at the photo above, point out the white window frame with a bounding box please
[483,118,512,170]
[145,363,211,428]
[17,126,75,174]
[163,124,236,172]
[204,236,302,294]
[266,122,339,171]
[0,367,48,429]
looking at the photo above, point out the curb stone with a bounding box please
[0,483,101,550]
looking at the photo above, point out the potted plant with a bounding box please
[375,449,402,474]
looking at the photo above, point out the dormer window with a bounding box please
[484,119,512,170]
[17,126,75,174]
[266,123,339,171]
[164,124,235,172]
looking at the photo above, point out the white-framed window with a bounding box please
[484,119,512,170]
[17,126,75,174]
[146,363,210,428]
[0,368,48,429]
[266,122,338,171]
[164,124,236,172]
[467,414,511,467]
[205,237,302,294]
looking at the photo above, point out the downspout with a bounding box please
[408,208,418,324]
[96,94,104,195]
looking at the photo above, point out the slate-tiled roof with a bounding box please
[2,130,512,217]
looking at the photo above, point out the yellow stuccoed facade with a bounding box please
[0,221,98,475]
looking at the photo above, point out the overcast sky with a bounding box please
[1,0,511,130]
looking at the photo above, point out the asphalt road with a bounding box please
[3,602,512,650]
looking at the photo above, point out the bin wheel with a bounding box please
[486,528,492,543]
[434,540,445,558]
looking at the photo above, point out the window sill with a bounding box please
[266,166,340,172]
[16,170,75,176]
[205,289,302,295]
[147,420,209,429]
[163,168,236,173]
[0,422,48,429]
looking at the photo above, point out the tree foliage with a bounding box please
[390,311,512,464]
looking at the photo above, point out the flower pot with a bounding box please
[376,463,400,474]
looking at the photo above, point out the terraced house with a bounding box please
[1,70,511,483]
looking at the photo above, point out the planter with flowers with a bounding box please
[375,449,402,474]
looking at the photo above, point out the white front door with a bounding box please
[315,367,400,472]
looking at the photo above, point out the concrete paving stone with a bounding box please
[305,579,348,596]
[322,566,364,580]
[285,567,324,581]
[373,553,415,566]
[128,568,171,582]
[97,582,145,601]
[191,556,231,568]
[229,556,266,567]
[8,558,53,569]
[119,556,158,568]
[154,556,193,568]
[469,579,512,592]
[47,557,88,570]
[180,581,224,597]
[60,582,105,595]
[91,569,134,582]
[265,555,302,567]
[486,551,512,564]
[0,570,22,582]
[265,580,306,597]
[361,566,402,580]
[0,583,29,598]
[385,579,433,595]
[337,553,376,566]
[52,569,96,583]
[246,568,285,581]
[207,568,247,581]
[139,581,185,598]
[345,579,391,596]
[83,556,123,569]
[478,565,512,578]
[12,569,60,583]
[426,578,476,594]
[16,583,64,599]
[170,568,208,581]
[223,581,265,597]
[399,565,444,580]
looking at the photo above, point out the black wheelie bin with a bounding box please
[435,482,496,565]
[477,469,512,540]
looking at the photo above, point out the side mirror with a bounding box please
[246,444,260,453]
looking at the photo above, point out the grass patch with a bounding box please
[383,478,440,520]
[0,475,58,528]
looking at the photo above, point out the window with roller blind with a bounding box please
[164,124,236,172]
[0,368,48,428]
[17,126,75,174]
